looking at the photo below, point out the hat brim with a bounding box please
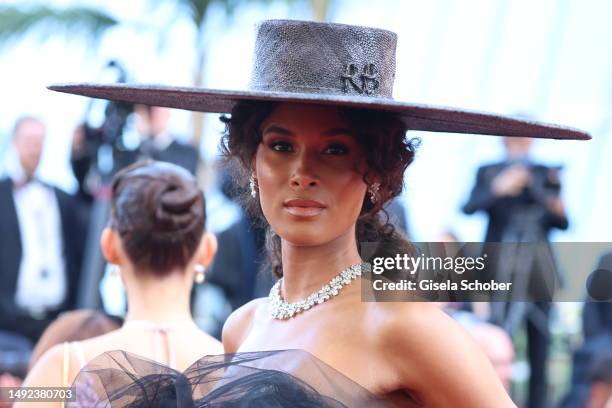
[49,83,590,140]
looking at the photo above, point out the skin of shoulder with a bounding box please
[14,343,65,408]
[222,297,267,353]
[369,302,516,408]
[195,330,225,355]
[17,331,122,403]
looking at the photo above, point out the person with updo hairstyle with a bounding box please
[17,161,222,407]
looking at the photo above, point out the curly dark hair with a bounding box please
[110,160,206,276]
[220,101,419,278]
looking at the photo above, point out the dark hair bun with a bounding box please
[111,161,206,275]
[155,182,202,235]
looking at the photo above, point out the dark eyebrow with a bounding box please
[262,125,294,136]
[262,125,354,138]
[322,128,355,137]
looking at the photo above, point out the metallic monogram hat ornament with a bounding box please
[50,19,590,140]
[269,263,363,319]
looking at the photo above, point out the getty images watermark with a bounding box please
[370,253,512,292]
[359,242,612,302]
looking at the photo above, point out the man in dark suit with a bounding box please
[134,105,199,175]
[71,104,199,203]
[463,136,568,408]
[0,116,88,343]
[463,137,568,242]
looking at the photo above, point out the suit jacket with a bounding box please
[463,162,568,242]
[149,140,199,176]
[463,162,569,298]
[72,138,199,202]
[0,178,88,328]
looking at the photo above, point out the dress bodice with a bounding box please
[70,349,393,407]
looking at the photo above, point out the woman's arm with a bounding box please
[381,303,516,408]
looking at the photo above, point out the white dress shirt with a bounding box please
[10,166,66,314]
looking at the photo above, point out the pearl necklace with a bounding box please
[269,263,363,319]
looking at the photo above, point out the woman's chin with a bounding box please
[276,227,333,247]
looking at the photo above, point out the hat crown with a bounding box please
[249,20,397,99]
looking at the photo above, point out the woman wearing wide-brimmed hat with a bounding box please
[50,19,589,407]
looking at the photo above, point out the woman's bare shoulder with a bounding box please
[17,343,65,406]
[369,302,455,342]
[74,328,122,355]
[367,303,516,407]
[368,303,483,368]
[222,297,268,353]
[193,329,224,355]
[15,347,65,407]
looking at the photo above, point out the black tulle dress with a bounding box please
[70,349,393,407]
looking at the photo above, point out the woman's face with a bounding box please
[254,103,369,247]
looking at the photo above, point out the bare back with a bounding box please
[68,322,223,380]
[16,322,222,408]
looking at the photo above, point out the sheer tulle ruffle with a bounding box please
[71,349,392,407]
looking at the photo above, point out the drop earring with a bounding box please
[368,182,380,204]
[249,175,258,198]
[194,264,206,284]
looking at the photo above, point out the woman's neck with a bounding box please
[123,269,193,325]
[280,229,362,302]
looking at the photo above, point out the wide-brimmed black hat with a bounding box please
[50,19,590,140]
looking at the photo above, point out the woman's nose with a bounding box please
[289,151,319,189]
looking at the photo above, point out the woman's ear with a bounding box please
[100,227,120,264]
[196,232,218,267]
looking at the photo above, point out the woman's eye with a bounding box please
[269,141,293,152]
[324,143,350,155]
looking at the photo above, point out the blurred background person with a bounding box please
[0,310,120,408]
[582,253,612,340]
[70,99,201,316]
[452,316,516,393]
[71,103,199,203]
[463,134,569,408]
[28,309,121,369]
[134,105,199,175]
[0,330,30,397]
[0,116,88,344]
[19,161,222,403]
[584,349,612,408]
[470,322,516,392]
[561,252,612,408]
[463,136,568,243]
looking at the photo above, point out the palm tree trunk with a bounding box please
[311,0,330,21]
[192,44,206,166]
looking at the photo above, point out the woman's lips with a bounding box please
[283,199,326,217]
